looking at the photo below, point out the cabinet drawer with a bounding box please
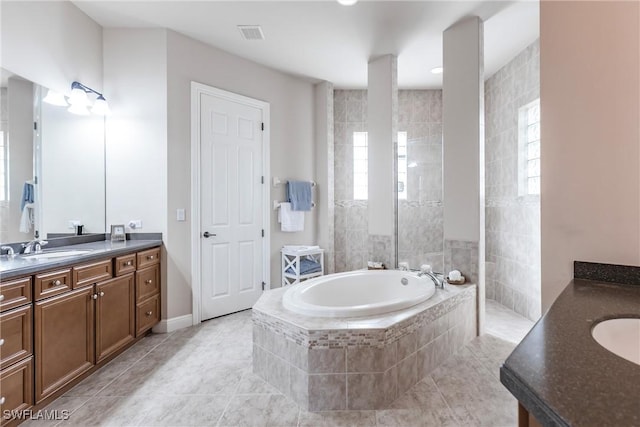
[35,270,72,301]
[136,294,160,337]
[73,259,112,289]
[137,247,160,270]
[0,356,34,425]
[0,277,32,312]
[0,305,32,370]
[114,254,137,276]
[136,265,160,303]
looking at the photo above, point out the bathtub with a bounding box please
[282,270,436,317]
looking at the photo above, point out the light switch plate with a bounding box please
[177,209,186,221]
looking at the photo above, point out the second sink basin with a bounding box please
[22,249,92,259]
[592,318,640,366]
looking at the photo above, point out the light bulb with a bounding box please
[91,96,111,116]
[431,67,444,74]
[43,89,68,107]
[337,0,358,5]
[68,87,89,106]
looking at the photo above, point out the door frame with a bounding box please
[190,82,271,326]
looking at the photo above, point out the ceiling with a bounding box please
[73,0,539,89]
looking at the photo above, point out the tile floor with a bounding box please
[25,302,534,427]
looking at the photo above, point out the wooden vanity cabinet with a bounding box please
[34,287,95,403]
[2,245,161,411]
[0,275,34,425]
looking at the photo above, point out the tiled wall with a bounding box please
[333,89,443,272]
[485,40,541,320]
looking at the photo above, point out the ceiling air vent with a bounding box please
[238,25,265,41]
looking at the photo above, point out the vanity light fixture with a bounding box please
[67,81,111,116]
[42,89,68,107]
[337,0,358,5]
[431,66,444,74]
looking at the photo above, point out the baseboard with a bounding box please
[152,314,193,333]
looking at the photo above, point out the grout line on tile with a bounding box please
[427,375,461,426]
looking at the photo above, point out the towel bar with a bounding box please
[273,201,316,210]
[272,177,316,188]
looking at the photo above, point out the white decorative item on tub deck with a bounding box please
[283,270,435,317]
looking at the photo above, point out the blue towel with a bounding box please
[21,182,34,211]
[287,181,313,211]
[286,258,321,275]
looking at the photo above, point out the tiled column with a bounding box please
[442,17,485,334]
[314,81,335,273]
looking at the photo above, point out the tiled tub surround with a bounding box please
[484,40,541,321]
[333,89,444,273]
[252,284,476,411]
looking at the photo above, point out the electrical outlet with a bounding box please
[128,220,142,229]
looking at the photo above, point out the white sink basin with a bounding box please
[22,250,92,259]
[592,318,640,366]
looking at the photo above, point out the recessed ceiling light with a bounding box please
[337,0,358,5]
[431,67,443,74]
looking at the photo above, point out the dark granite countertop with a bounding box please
[0,239,162,280]
[500,279,640,427]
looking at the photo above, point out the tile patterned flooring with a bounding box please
[25,301,534,427]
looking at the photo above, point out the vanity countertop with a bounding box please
[500,272,640,426]
[0,239,162,280]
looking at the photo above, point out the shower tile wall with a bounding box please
[333,89,443,273]
[485,40,541,321]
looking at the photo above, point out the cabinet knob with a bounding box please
[145,279,153,284]
[148,255,154,260]
[126,261,133,266]
[0,338,5,346]
[52,279,62,286]
[99,291,105,297]
[92,294,98,300]
[0,294,4,302]
[0,396,5,405]
[145,311,153,317]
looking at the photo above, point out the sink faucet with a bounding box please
[417,270,446,289]
[20,239,48,254]
[0,245,15,256]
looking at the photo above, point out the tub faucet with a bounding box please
[20,239,48,254]
[418,270,445,289]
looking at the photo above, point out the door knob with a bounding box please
[203,232,216,238]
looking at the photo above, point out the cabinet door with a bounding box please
[35,287,95,403]
[95,274,135,363]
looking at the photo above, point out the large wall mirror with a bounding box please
[0,68,106,245]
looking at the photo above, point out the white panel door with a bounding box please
[200,92,264,320]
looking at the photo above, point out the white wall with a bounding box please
[443,17,484,243]
[167,30,316,318]
[1,1,102,95]
[540,1,640,310]
[102,29,168,234]
[367,55,397,237]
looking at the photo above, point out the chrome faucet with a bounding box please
[0,245,15,256]
[418,270,446,289]
[20,239,48,254]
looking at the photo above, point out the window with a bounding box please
[352,131,407,200]
[397,132,408,200]
[0,130,7,202]
[353,132,368,200]
[519,99,540,196]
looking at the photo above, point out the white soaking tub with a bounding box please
[282,269,436,317]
